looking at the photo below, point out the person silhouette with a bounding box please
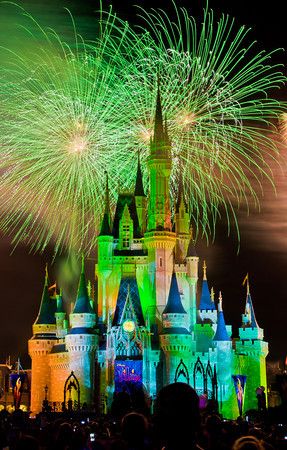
[154,382,202,450]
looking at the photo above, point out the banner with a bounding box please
[10,373,26,409]
[232,375,247,416]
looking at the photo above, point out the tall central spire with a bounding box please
[150,81,170,156]
[147,81,172,231]
[99,171,112,236]
[153,84,165,143]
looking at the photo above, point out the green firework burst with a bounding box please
[0,4,135,254]
[101,2,285,240]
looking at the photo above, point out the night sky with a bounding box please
[0,0,286,367]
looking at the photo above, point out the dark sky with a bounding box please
[0,0,286,366]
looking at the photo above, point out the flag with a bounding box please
[232,375,247,416]
[242,273,249,286]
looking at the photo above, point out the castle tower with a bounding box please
[28,266,57,414]
[144,86,176,312]
[97,172,113,323]
[236,278,268,412]
[160,273,192,385]
[134,151,147,234]
[213,292,234,417]
[65,257,98,406]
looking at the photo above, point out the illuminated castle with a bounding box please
[29,90,268,418]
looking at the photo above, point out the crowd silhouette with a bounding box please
[1,382,287,450]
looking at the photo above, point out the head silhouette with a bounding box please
[155,382,200,448]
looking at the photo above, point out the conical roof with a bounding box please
[99,172,113,236]
[34,266,57,325]
[244,281,259,328]
[73,257,94,314]
[213,293,230,341]
[199,261,215,310]
[134,151,146,197]
[163,273,186,314]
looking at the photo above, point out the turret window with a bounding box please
[122,225,130,248]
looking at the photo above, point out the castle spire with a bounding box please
[175,169,187,213]
[213,292,230,341]
[151,80,170,153]
[243,278,259,328]
[99,171,113,236]
[163,273,186,314]
[72,256,94,314]
[153,81,165,144]
[199,261,215,310]
[134,150,146,197]
[34,265,57,325]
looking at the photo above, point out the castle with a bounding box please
[29,90,268,419]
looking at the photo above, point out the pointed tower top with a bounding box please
[34,265,57,325]
[99,171,113,236]
[72,257,94,314]
[163,273,186,314]
[244,279,259,328]
[213,292,230,341]
[151,81,170,150]
[211,287,215,302]
[154,82,164,141]
[175,169,187,213]
[203,260,207,280]
[199,261,215,310]
[134,150,146,197]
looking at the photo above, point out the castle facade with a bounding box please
[29,91,268,418]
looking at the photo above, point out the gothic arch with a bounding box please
[205,360,213,397]
[193,357,205,394]
[63,371,80,410]
[174,359,190,384]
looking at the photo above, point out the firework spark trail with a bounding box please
[0,4,136,254]
[0,2,285,255]
[101,3,285,240]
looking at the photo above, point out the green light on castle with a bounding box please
[28,87,268,419]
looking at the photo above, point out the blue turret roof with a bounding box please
[34,267,57,325]
[199,261,215,310]
[244,284,259,328]
[73,258,94,314]
[213,294,230,341]
[163,273,186,314]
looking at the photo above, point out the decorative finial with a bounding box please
[81,254,85,274]
[211,286,215,302]
[45,263,49,284]
[218,291,223,311]
[87,280,92,298]
[203,260,207,280]
[242,273,249,295]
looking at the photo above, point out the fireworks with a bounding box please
[0,4,134,254]
[0,3,285,254]
[102,3,285,240]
